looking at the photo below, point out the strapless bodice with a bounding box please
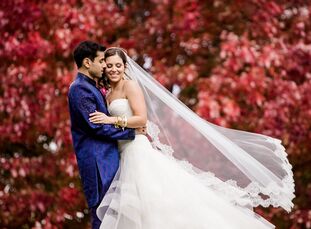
[108,99,133,118]
[108,98,148,151]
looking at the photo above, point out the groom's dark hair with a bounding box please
[73,41,106,68]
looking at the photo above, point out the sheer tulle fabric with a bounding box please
[119,56,295,211]
[97,99,275,229]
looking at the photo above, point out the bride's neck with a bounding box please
[110,80,124,91]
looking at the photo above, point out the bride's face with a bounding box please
[105,54,125,84]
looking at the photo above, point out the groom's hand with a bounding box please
[135,126,147,135]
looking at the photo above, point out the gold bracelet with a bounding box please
[114,116,128,130]
[114,116,122,128]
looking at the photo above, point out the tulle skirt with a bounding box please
[97,135,275,229]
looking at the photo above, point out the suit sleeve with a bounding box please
[69,85,135,141]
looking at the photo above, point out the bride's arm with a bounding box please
[89,81,147,128]
[123,80,147,127]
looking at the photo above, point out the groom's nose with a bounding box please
[102,62,107,68]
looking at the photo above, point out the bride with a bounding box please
[89,47,294,229]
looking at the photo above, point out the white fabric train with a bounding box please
[96,99,275,229]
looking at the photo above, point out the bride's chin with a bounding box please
[108,75,121,80]
[110,77,120,81]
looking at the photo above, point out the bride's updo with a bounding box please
[104,47,127,65]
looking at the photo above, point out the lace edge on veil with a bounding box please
[146,120,295,212]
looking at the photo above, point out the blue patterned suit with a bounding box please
[68,73,135,228]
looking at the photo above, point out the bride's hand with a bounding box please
[89,111,115,124]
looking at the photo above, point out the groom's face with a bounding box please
[88,51,106,79]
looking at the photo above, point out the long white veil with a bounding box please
[125,55,294,212]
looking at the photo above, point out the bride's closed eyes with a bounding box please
[107,63,123,68]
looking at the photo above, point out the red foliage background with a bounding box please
[0,0,310,228]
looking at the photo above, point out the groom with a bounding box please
[68,41,136,229]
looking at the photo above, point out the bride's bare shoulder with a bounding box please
[123,80,144,101]
[123,80,141,92]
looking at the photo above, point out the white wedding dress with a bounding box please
[96,98,275,229]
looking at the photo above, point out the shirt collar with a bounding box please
[77,72,97,87]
